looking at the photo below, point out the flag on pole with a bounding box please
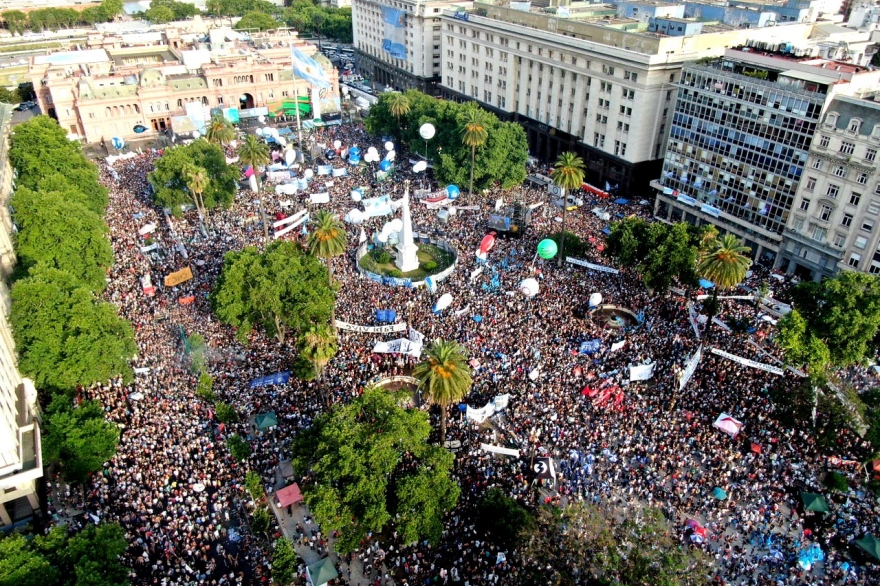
[291,46,331,89]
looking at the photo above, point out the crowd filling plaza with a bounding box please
[44,121,880,586]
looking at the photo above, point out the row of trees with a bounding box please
[366,90,529,195]
[7,117,135,484]
[202,0,353,42]
[1,0,122,33]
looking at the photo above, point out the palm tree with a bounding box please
[413,339,473,444]
[299,325,338,404]
[697,234,752,335]
[307,210,347,286]
[386,92,410,142]
[459,104,489,198]
[185,164,210,225]
[205,113,234,147]
[552,152,586,267]
[239,134,271,240]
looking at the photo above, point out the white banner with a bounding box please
[408,326,424,345]
[712,316,733,333]
[679,344,702,391]
[140,243,159,253]
[466,394,511,423]
[334,320,407,333]
[610,340,626,352]
[454,305,471,317]
[133,367,151,375]
[273,209,307,228]
[138,223,157,235]
[696,294,755,301]
[480,443,521,457]
[424,198,450,210]
[273,213,309,239]
[688,303,701,340]
[469,267,483,282]
[310,192,330,204]
[566,257,620,274]
[373,338,422,358]
[710,347,784,375]
[629,362,656,382]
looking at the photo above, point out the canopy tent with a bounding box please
[275,483,303,508]
[255,411,278,431]
[801,492,830,514]
[713,413,743,438]
[856,535,880,561]
[712,487,728,500]
[307,557,338,586]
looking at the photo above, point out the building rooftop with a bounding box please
[826,95,880,135]
[33,49,109,66]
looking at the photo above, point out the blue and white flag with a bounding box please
[331,167,348,177]
[291,46,331,89]
[424,276,437,294]
[317,164,332,176]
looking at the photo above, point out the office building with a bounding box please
[352,0,472,95]
[779,95,880,279]
[652,49,880,266]
[0,105,41,528]
[28,27,340,144]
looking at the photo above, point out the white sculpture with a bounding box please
[395,181,420,273]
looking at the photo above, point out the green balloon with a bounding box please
[537,239,558,259]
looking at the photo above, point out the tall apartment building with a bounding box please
[29,28,340,144]
[437,4,835,195]
[0,105,42,528]
[652,49,880,266]
[779,96,880,279]
[351,0,473,95]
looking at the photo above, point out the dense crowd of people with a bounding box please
[45,121,880,585]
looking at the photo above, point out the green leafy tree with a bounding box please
[778,272,880,376]
[205,113,235,147]
[149,140,238,214]
[477,488,535,549]
[149,0,200,20]
[145,5,175,23]
[100,0,124,19]
[551,151,586,267]
[271,538,298,586]
[2,10,29,34]
[239,133,270,174]
[234,10,279,30]
[211,241,335,344]
[185,164,210,224]
[459,104,489,197]
[11,188,113,291]
[35,173,107,215]
[522,503,711,585]
[214,401,238,423]
[42,395,120,484]
[0,88,19,104]
[0,534,57,586]
[697,234,751,333]
[386,92,410,143]
[639,221,701,291]
[291,387,459,553]
[36,523,130,586]
[197,372,216,402]
[10,267,136,390]
[298,325,337,388]
[413,339,472,443]
[245,470,265,501]
[306,210,347,285]
[227,434,251,462]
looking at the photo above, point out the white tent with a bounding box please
[713,413,743,437]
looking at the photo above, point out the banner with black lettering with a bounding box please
[679,345,702,391]
[334,320,407,333]
[565,257,619,274]
[709,347,784,375]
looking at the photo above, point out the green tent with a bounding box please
[856,535,880,561]
[801,492,831,514]
[255,411,278,431]
[306,557,338,586]
[712,487,727,500]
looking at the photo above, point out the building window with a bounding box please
[866,149,877,162]
[602,64,615,75]
[799,198,810,211]
[876,183,880,195]
[826,185,840,198]
[834,166,846,178]
[820,205,833,221]
[858,173,869,185]
[600,81,612,92]
[849,253,862,267]
[812,226,827,242]
[624,70,638,81]
[834,234,846,248]
[868,203,880,215]
[855,236,868,249]
[840,141,855,155]
[849,119,860,132]
[850,192,861,206]
[805,177,816,191]
[594,133,605,148]
[622,89,635,100]
[812,159,822,170]
[842,214,853,227]
[619,106,632,116]
[863,220,874,232]
[819,135,830,148]
[793,217,805,231]
[217,96,223,104]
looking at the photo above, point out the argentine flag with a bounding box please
[291,46,331,89]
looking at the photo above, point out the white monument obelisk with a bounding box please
[396,181,420,273]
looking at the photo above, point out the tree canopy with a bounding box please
[149,140,238,214]
[778,271,880,376]
[10,266,136,390]
[291,387,459,553]
[11,188,113,291]
[42,394,120,484]
[366,90,528,190]
[234,10,280,30]
[413,339,472,443]
[211,241,336,344]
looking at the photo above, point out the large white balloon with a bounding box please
[304,169,314,179]
[367,146,379,156]
[413,160,428,173]
[384,141,394,151]
[285,149,296,164]
[433,293,453,312]
[344,209,364,224]
[248,174,259,193]
[350,190,362,202]
[229,139,238,149]
[255,128,263,136]
[333,140,342,149]
[520,278,540,297]
[419,123,436,140]
[588,292,603,307]
[385,150,396,162]
[278,136,287,147]
[258,115,266,123]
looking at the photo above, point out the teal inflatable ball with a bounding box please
[537,239,558,259]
